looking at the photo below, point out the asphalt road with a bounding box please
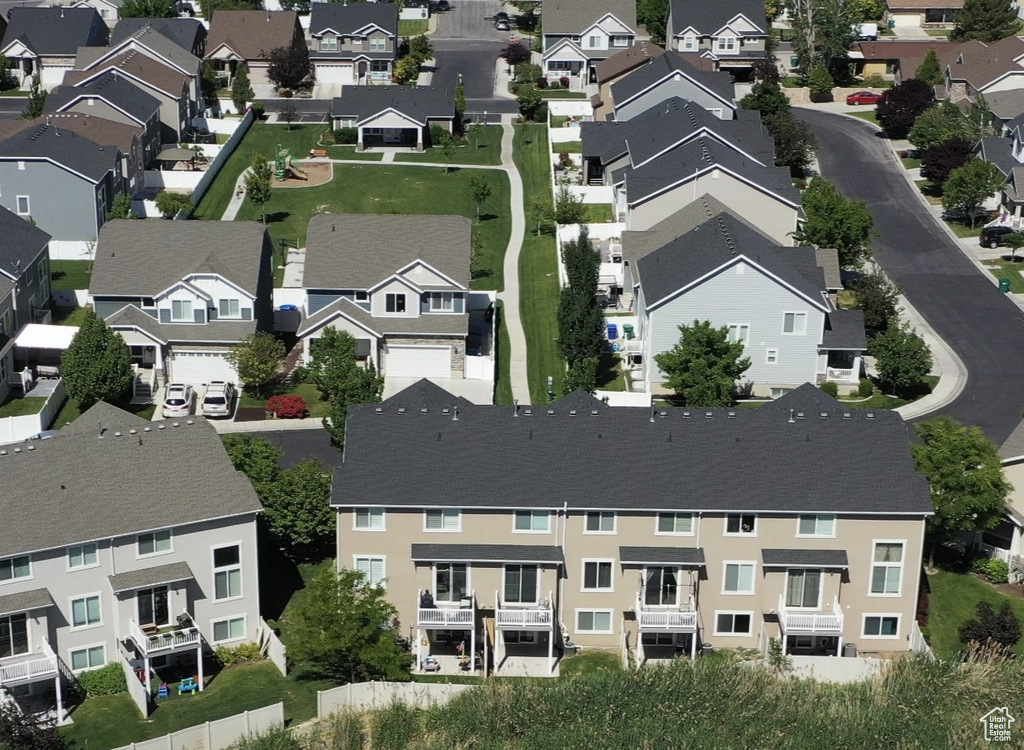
[0,97,26,120]
[432,0,509,42]
[258,427,341,469]
[800,109,1024,444]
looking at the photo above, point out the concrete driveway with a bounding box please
[312,82,343,100]
[383,377,495,404]
[800,109,1024,444]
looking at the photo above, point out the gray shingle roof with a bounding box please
[331,86,454,124]
[303,213,471,290]
[105,304,257,344]
[410,544,565,564]
[594,41,665,84]
[0,123,117,182]
[619,546,706,565]
[90,220,269,296]
[0,588,54,616]
[332,386,933,515]
[1000,418,1024,460]
[980,89,1024,121]
[610,53,736,111]
[108,561,194,593]
[2,7,107,56]
[111,18,206,54]
[104,305,169,343]
[0,204,50,282]
[669,0,768,36]
[297,296,468,338]
[761,549,850,568]
[821,309,867,351]
[67,49,189,97]
[206,10,300,62]
[979,137,1016,176]
[759,382,843,415]
[635,212,826,310]
[60,401,151,436]
[0,419,261,557]
[310,2,398,36]
[115,25,201,74]
[814,248,842,290]
[543,0,636,35]
[47,74,162,125]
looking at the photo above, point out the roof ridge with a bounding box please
[714,213,736,256]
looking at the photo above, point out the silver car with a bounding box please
[201,381,236,418]
[162,383,195,418]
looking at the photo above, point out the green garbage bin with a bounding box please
[888,19,895,28]
[623,324,635,340]
[790,55,799,68]
[1000,278,1012,293]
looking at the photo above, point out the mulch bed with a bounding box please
[234,406,269,423]
[272,161,332,188]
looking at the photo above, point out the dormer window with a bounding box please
[171,299,192,322]
[219,299,240,318]
[715,36,736,52]
[321,34,337,51]
[681,35,697,51]
[611,35,630,47]
[386,293,406,313]
[370,37,386,52]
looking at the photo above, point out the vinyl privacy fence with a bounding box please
[111,702,284,750]
[317,681,472,719]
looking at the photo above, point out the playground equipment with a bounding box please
[274,145,308,181]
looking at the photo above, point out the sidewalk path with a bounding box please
[221,167,250,221]
[207,415,325,434]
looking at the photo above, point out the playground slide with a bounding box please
[284,154,308,180]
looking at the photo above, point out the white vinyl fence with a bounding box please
[121,655,150,719]
[258,618,287,676]
[317,681,472,719]
[910,621,935,660]
[112,702,284,750]
[189,109,255,208]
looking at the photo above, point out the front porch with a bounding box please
[0,639,66,726]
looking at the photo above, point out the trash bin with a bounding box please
[702,642,714,657]
[607,323,618,340]
[1000,278,1012,293]
[843,643,857,658]
[789,55,799,68]
[623,324,635,340]
[888,19,895,28]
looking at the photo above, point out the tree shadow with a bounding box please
[264,211,291,225]
[258,525,305,622]
[480,212,498,222]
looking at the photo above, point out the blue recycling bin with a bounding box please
[607,323,618,340]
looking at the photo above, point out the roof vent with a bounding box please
[546,409,555,416]
[172,422,180,428]
[158,424,166,430]
[569,409,577,416]
[524,407,533,416]
[374,407,383,414]
[13,447,20,453]
[796,412,805,420]
[682,410,691,418]
[866,412,875,420]
[842,412,851,419]
[114,431,122,437]
[398,407,406,414]
[0,450,5,456]
[704,411,713,419]
[186,419,194,425]
[659,410,668,418]
[144,426,151,432]
[727,410,736,418]
[591,409,599,416]
[819,412,828,420]
[442,407,450,415]
[420,407,428,414]
[129,429,137,435]
[26,445,34,451]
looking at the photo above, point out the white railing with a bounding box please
[636,596,698,631]
[417,590,475,628]
[129,617,201,656]
[495,590,554,629]
[978,542,1012,564]
[778,595,844,634]
[826,367,856,383]
[0,640,58,685]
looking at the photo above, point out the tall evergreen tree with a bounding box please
[914,48,944,86]
[60,310,134,409]
[557,227,604,386]
[950,0,1018,42]
[231,65,253,114]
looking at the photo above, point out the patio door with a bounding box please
[0,613,28,658]
[785,569,822,609]
[643,567,678,607]
[503,565,538,604]
[138,586,170,627]
[434,563,467,604]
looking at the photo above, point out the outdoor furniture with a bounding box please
[35,365,59,379]
[421,656,440,673]
[157,684,169,699]
[178,677,198,695]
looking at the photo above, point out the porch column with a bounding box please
[417,127,424,153]
[470,627,476,673]
[54,673,63,725]
[548,629,554,674]
[836,634,843,658]
[1010,525,1022,560]
[144,655,152,696]
[690,631,697,659]
[197,644,204,691]
[851,354,863,381]
[416,627,422,672]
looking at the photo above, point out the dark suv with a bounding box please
[980,225,1022,248]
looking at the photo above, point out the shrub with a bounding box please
[972,557,1010,584]
[549,80,561,90]
[858,377,874,397]
[916,586,930,627]
[863,74,886,88]
[558,152,573,170]
[290,364,310,383]
[429,124,448,145]
[819,381,839,397]
[535,104,548,123]
[266,394,308,418]
[514,62,541,82]
[333,127,357,144]
[249,102,265,120]
[76,662,127,697]
[280,89,293,98]
[559,76,570,89]
[215,642,264,667]
[535,76,548,89]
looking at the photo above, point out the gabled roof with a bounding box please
[943,36,1024,90]
[90,220,269,296]
[759,381,842,414]
[594,41,665,84]
[105,304,256,344]
[104,304,168,343]
[29,113,140,156]
[978,136,1016,176]
[0,123,117,182]
[111,17,206,54]
[297,295,468,339]
[635,212,827,311]
[373,378,473,411]
[60,401,151,436]
[610,52,736,111]
[821,309,867,351]
[47,74,161,125]
[330,86,454,124]
[206,10,300,62]
[543,0,636,35]
[0,204,50,282]
[669,0,767,36]
[2,7,107,56]
[66,50,189,98]
[107,25,201,74]
[309,2,398,37]
[0,418,261,558]
[332,386,932,514]
[980,89,1024,121]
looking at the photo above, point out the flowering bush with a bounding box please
[559,76,570,89]
[266,394,308,418]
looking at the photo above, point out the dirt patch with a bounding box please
[993,581,1024,600]
[234,406,268,422]
[272,161,333,188]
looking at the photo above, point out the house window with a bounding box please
[726,324,750,345]
[714,611,753,636]
[725,514,756,535]
[0,613,28,658]
[505,630,536,643]
[71,595,102,628]
[766,349,779,364]
[434,563,468,603]
[15,196,29,216]
[657,513,693,534]
[611,35,630,47]
[355,290,368,301]
[513,510,550,532]
[429,292,454,311]
[337,117,357,128]
[588,35,601,48]
[370,37,386,51]
[0,310,11,336]
[870,542,904,595]
[213,544,242,601]
[137,586,169,627]
[385,293,406,313]
[785,569,822,608]
[138,530,171,556]
[575,609,613,634]
[642,632,676,646]
[371,60,390,73]
[584,511,615,533]
[425,508,461,531]
[68,543,99,570]
[70,645,105,672]
[723,562,755,594]
[643,567,678,607]
[320,34,337,51]
[798,515,836,537]
[218,299,240,318]
[212,616,246,643]
[354,508,385,530]
[503,564,538,604]
[681,35,697,51]
[582,561,614,591]
[783,312,807,335]
[770,387,791,398]
[0,555,31,582]
[715,36,736,52]
[863,615,900,637]
[355,556,386,587]
[171,300,192,322]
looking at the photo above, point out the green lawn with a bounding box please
[398,19,428,36]
[514,124,563,404]
[595,353,626,391]
[0,393,47,417]
[985,257,1024,293]
[944,217,982,238]
[839,375,939,410]
[50,398,155,430]
[847,110,879,125]
[925,570,1024,659]
[394,125,503,166]
[239,382,332,418]
[50,260,91,291]
[541,90,587,99]
[268,559,335,653]
[552,140,581,154]
[559,650,622,678]
[901,156,921,170]
[584,203,614,223]
[495,300,513,406]
[914,179,943,205]
[233,164,511,292]
[52,306,92,327]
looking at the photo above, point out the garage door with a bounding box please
[386,345,451,378]
[890,13,920,27]
[316,63,354,84]
[171,350,236,387]
[41,66,72,90]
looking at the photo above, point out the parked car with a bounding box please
[980,225,1023,249]
[201,381,237,418]
[162,383,195,418]
[433,0,451,10]
[846,91,883,106]
[495,11,509,22]
[495,18,510,30]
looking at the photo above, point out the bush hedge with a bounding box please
[265,394,308,418]
[215,642,264,667]
[76,662,127,697]
[819,381,839,397]
[972,556,1010,584]
[333,128,357,145]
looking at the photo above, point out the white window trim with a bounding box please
[713,610,754,636]
[868,539,906,597]
[766,349,778,365]
[67,543,100,572]
[782,311,808,336]
[428,292,455,312]
[15,195,29,216]
[715,35,737,52]
[170,299,193,323]
[218,298,241,319]
[69,593,103,631]
[353,508,386,532]
[384,292,407,315]
[68,642,107,673]
[136,529,173,559]
[212,541,244,602]
[512,510,551,534]
[721,561,757,595]
[784,568,824,610]
[861,613,902,639]
[353,555,387,588]
[726,324,750,345]
[796,514,837,538]
[502,564,540,605]
[723,514,757,537]
[583,511,617,535]
[654,512,695,536]
[642,565,682,608]
[681,35,697,50]
[433,562,470,605]
[581,559,615,593]
[574,608,614,634]
[423,508,462,533]
[211,614,247,644]
[0,554,32,585]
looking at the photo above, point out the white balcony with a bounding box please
[826,367,856,383]
[128,617,201,656]
[0,641,58,687]
[417,590,475,628]
[636,596,698,632]
[778,595,844,635]
[495,590,554,630]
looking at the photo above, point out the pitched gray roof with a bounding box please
[112,18,206,54]
[47,72,161,126]
[331,86,454,124]
[669,0,768,36]
[103,305,169,343]
[114,25,201,74]
[106,304,257,344]
[370,378,473,410]
[310,2,398,36]
[619,546,706,565]
[0,204,50,282]
[2,7,107,56]
[814,248,842,290]
[0,588,55,616]
[543,0,636,35]
[821,309,867,351]
[1000,418,1024,460]
[410,544,565,564]
[0,123,118,182]
[761,549,850,568]
[303,213,471,290]
[635,212,826,310]
[60,401,151,436]
[610,53,736,111]
[108,561,194,594]
[90,220,269,296]
[981,89,1024,121]
[298,296,468,338]
[979,137,1016,176]
[759,382,844,415]
[0,419,261,557]
[332,386,933,515]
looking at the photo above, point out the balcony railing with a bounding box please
[129,617,201,656]
[0,640,58,686]
[417,590,476,628]
[826,367,856,383]
[636,596,698,632]
[495,590,554,630]
[778,595,844,634]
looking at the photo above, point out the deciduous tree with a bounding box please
[516,83,543,121]
[869,319,932,396]
[562,356,598,395]
[266,43,311,90]
[914,48,944,86]
[920,137,973,187]
[60,310,134,409]
[107,194,135,220]
[527,193,553,235]
[793,177,876,269]
[654,320,751,406]
[154,191,191,219]
[279,100,298,131]
[876,79,934,139]
[942,159,1004,228]
[222,434,284,485]
[501,41,531,68]
[764,112,817,176]
[958,601,1022,652]
[636,0,669,43]
[21,75,44,120]
[231,65,253,114]
[807,64,835,103]
[851,270,901,335]
[740,80,791,119]
[245,152,273,223]
[468,174,492,223]
[224,331,285,396]
[393,56,421,85]
[0,702,68,750]
[909,100,987,151]
[950,0,1018,42]
[409,34,434,63]
[260,459,333,561]
[119,0,175,17]
[315,330,383,448]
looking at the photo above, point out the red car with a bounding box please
[846,91,883,106]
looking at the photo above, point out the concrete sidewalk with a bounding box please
[206,415,326,434]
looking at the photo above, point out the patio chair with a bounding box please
[178,676,198,695]
[157,683,169,699]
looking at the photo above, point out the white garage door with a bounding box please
[171,350,236,387]
[316,63,354,84]
[41,66,72,90]
[890,13,920,27]
[386,345,450,378]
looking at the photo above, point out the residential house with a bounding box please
[205,10,305,86]
[620,202,865,396]
[853,40,949,82]
[0,207,52,405]
[665,0,768,79]
[943,36,1024,105]
[330,86,455,150]
[296,214,472,381]
[89,220,274,393]
[980,90,1024,131]
[886,0,963,29]
[111,17,208,58]
[308,2,398,85]
[0,7,108,89]
[72,0,124,27]
[46,73,163,167]
[606,52,737,122]
[591,41,666,121]
[0,402,263,721]
[333,380,931,675]
[541,0,637,88]
[985,423,1024,573]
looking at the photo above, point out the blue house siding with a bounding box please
[0,162,101,243]
[93,297,153,319]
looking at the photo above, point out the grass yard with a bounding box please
[847,110,879,125]
[0,393,47,417]
[984,257,1024,293]
[50,260,91,291]
[52,306,92,326]
[50,398,155,430]
[944,217,982,238]
[239,382,332,418]
[541,90,587,99]
[901,156,921,170]
[514,124,563,404]
[584,203,614,223]
[595,353,626,391]
[495,300,513,406]
[398,19,428,36]
[925,569,1024,659]
[559,650,622,678]
[552,140,581,154]
[840,375,939,410]
[914,178,943,205]
[394,125,503,166]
